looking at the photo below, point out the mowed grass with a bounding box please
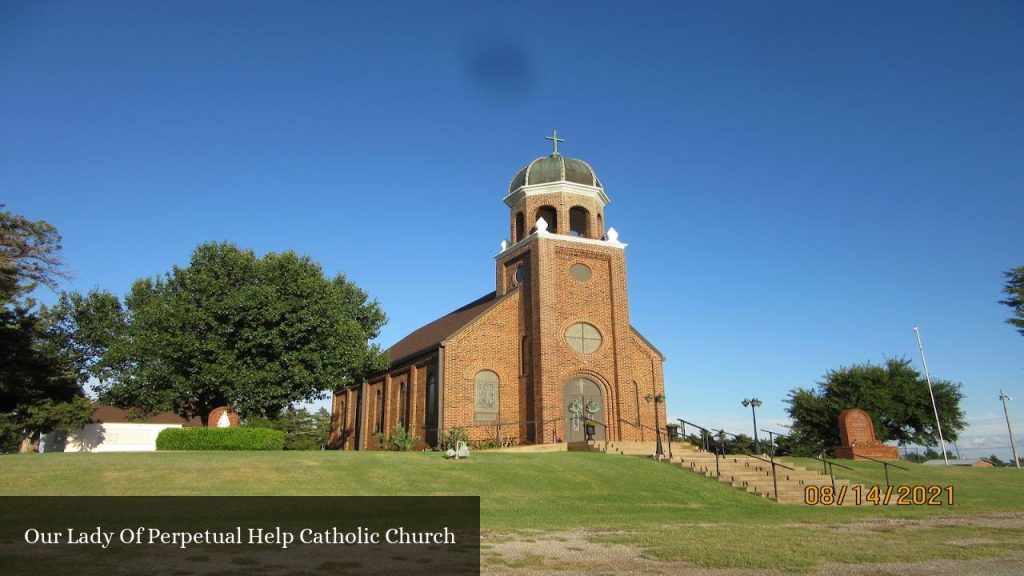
[2,451,1023,572]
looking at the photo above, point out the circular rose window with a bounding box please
[565,322,602,354]
[570,263,592,281]
[514,265,527,285]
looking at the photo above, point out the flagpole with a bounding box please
[914,325,948,466]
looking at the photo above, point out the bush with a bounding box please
[243,407,330,450]
[439,427,469,451]
[376,425,419,451]
[0,415,22,454]
[156,427,284,451]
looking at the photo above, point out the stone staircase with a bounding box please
[601,440,863,505]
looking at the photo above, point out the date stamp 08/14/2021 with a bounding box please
[804,485,955,506]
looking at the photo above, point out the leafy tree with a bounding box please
[0,206,69,301]
[1000,265,1024,336]
[245,406,331,450]
[90,242,387,424]
[0,208,93,452]
[986,454,1006,467]
[785,358,966,456]
[42,289,126,387]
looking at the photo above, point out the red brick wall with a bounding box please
[331,182,666,449]
[443,290,523,444]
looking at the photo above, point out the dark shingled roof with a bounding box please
[385,292,498,365]
[91,404,202,426]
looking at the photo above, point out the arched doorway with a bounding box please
[563,377,606,443]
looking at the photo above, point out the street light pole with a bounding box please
[742,398,762,454]
[913,325,948,466]
[645,394,665,459]
[1000,389,1021,469]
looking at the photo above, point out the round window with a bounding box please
[570,263,592,281]
[565,322,602,354]
[514,265,527,285]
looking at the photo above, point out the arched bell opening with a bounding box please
[535,206,558,234]
[569,206,589,238]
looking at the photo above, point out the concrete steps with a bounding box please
[603,440,869,506]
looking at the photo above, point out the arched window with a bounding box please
[597,213,604,238]
[536,206,557,234]
[569,206,589,237]
[374,389,385,434]
[425,372,438,446]
[633,381,643,441]
[515,212,525,242]
[474,370,499,421]
[398,382,408,429]
[520,336,528,375]
[339,397,347,436]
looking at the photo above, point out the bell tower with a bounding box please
[494,131,663,445]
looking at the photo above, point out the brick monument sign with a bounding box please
[207,406,239,428]
[834,408,899,460]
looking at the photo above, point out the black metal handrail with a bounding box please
[677,419,713,452]
[424,416,562,448]
[760,428,789,458]
[744,451,794,500]
[854,454,910,488]
[810,454,853,491]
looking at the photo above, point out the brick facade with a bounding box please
[329,152,666,450]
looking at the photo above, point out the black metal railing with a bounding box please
[422,416,563,449]
[743,452,795,500]
[675,419,802,500]
[677,419,713,452]
[810,454,853,491]
[851,454,909,488]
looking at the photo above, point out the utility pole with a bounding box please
[999,390,1021,469]
[914,326,948,466]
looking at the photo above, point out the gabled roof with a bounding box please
[384,292,498,366]
[630,325,665,360]
[91,404,201,426]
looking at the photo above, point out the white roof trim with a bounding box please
[495,229,626,258]
[503,181,610,208]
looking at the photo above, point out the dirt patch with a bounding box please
[482,514,1024,576]
[482,529,785,576]
[785,511,1024,534]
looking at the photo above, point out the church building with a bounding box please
[329,133,666,449]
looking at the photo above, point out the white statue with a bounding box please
[217,411,231,428]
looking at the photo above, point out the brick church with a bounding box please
[329,133,666,449]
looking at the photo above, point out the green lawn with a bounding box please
[2,450,1023,572]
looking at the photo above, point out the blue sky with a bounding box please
[3,1,1022,459]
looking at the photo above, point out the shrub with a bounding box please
[376,425,419,451]
[156,427,284,451]
[439,427,469,451]
[243,407,330,450]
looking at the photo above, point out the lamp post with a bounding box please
[644,393,665,458]
[742,398,763,454]
[1000,390,1021,469]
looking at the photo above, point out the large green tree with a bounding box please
[1000,265,1024,336]
[85,242,387,424]
[785,358,965,456]
[0,208,93,453]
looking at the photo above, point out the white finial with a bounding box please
[607,227,619,243]
[536,217,549,234]
[500,240,508,251]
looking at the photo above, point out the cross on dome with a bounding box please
[545,129,565,155]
